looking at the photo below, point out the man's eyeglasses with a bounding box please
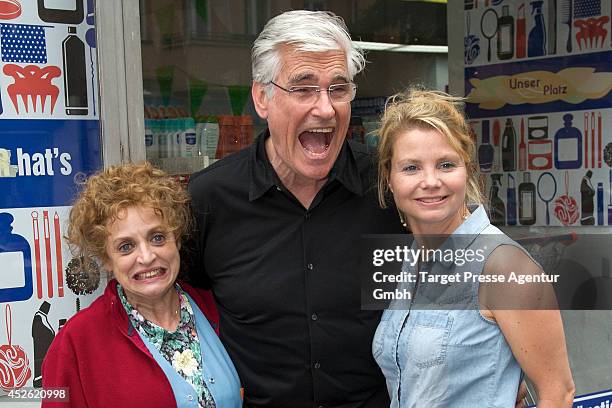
[270,81,357,104]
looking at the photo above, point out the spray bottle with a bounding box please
[528,0,546,57]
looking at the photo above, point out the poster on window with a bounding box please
[464,0,612,227]
[0,0,104,391]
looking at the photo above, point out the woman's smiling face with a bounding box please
[388,127,467,235]
[104,206,180,306]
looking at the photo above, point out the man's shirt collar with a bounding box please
[249,129,364,202]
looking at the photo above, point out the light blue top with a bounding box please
[140,293,242,408]
[373,205,524,408]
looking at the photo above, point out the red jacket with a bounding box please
[42,279,219,407]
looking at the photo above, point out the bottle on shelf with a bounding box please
[197,116,219,160]
[144,119,159,159]
[182,118,198,158]
[158,119,168,159]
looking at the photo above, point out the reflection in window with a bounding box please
[184,0,210,40]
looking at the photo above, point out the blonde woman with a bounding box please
[373,89,574,407]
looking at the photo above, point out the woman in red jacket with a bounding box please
[42,162,242,407]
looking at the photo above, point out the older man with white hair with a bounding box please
[186,9,526,408]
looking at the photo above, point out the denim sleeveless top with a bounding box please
[372,205,525,408]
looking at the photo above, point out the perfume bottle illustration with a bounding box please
[554,113,582,169]
[580,170,595,225]
[0,213,33,302]
[479,120,494,172]
[497,5,515,59]
[507,174,517,225]
[489,174,506,226]
[502,118,517,171]
[62,26,88,115]
[519,172,536,225]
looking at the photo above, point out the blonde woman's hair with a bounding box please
[377,88,483,209]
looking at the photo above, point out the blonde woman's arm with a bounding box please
[481,245,575,408]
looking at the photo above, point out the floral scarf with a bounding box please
[118,283,216,408]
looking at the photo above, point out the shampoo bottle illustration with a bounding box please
[554,113,582,169]
[478,120,493,172]
[502,118,517,171]
[519,172,536,225]
[0,213,33,302]
[580,170,595,225]
[31,301,55,387]
[518,118,527,171]
[507,174,517,225]
[597,182,604,225]
[489,174,506,226]
[516,3,527,58]
[62,26,88,115]
[497,5,515,59]
[528,0,546,57]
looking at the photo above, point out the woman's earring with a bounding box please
[397,210,407,228]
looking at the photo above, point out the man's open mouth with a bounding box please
[298,128,334,156]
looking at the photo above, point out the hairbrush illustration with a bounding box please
[65,256,100,311]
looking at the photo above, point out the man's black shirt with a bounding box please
[185,130,403,407]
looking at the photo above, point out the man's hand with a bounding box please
[515,381,528,408]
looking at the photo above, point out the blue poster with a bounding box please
[0,0,104,391]
[464,0,612,227]
[0,119,101,208]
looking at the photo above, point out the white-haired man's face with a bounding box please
[252,45,351,187]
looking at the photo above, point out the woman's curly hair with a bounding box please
[66,161,192,266]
